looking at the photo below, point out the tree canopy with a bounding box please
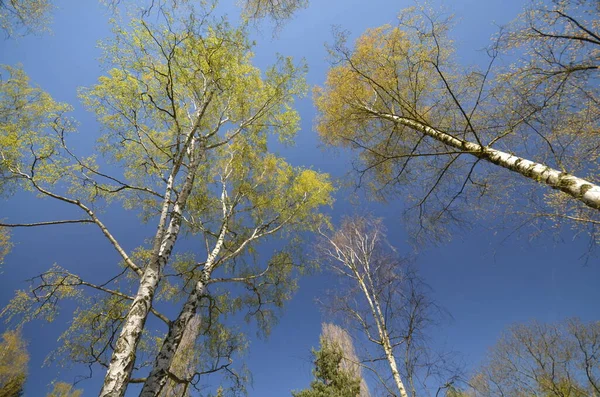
[0,5,332,396]
[0,0,52,36]
[315,2,600,242]
[468,319,600,397]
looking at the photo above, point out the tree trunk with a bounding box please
[357,277,409,397]
[139,274,208,397]
[140,211,227,397]
[363,107,600,211]
[160,315,202,397]
[382,342,409,397]
[100,150,202,397]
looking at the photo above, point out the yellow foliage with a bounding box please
[46,382,83,397]
[0,329,28,395]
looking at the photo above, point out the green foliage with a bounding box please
[0,65,74,196]
[292,338,361,397]
[0,329,28,397]
[1,265,83,324]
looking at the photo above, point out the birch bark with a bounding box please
[100,140,203,397]
[140,214,228,397]
[356,276,409,397]
[362,106,600,211]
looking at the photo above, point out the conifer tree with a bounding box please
[292,334,362,397]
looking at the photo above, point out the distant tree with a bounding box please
[292,324,362,397]
[315,2,600,242]
[46,382,83,397]
[0,329,28,397]
[469,318,600,396]
[445,386,470,397]
[318,216,448,397]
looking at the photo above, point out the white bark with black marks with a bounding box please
[363,106,600,211]
[356,276,409,397]
[140,174,230,397]
[100,141,203,397]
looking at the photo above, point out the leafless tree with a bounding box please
[468,318,600,397]
[318,216,452,397]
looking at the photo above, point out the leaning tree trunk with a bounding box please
[100,149,202,397]
[362,106,600,211]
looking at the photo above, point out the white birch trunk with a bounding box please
[140,205,228,397]
[139,274,208,397]
[100,149,203,397]
[382,341,409,397]
[363,107,600,211]
[356,277,409,397]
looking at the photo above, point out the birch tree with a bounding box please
[315,2,600,242]
[0,7,332,396]
[318,216,445,397]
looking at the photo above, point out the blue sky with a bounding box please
[1,0,599,396]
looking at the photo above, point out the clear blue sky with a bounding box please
[1,0,599,396]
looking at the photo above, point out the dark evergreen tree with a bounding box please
[292,338,361,397]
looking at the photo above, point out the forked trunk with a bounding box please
[100,151,202,397]
[99,219,184,397]
[141,211,227,396]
